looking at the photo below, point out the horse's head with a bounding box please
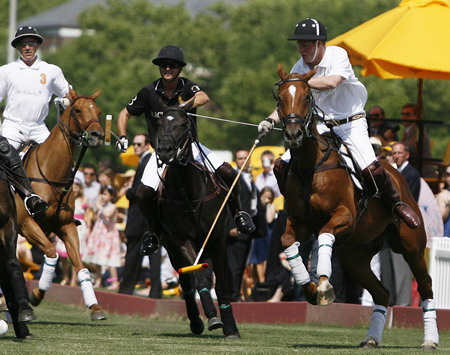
[61,89,104,147]
[275,64,316,148]
[155,101,195,165]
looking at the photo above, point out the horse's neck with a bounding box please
[39,123,77,177]
[165,162,209,199]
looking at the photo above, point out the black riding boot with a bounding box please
[136,183,160,255]
[215,162,255,234]
[273,157,289,196]
[362,160,420,229]
[0,137,47,220]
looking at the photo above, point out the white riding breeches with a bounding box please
[2,120,50,150]
[281,118,376,170]
[141,142,224,190]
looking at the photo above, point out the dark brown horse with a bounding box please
[273,65,438,349]
[16,89,106,321]
[0,177,36,340]
[154,104,239,338]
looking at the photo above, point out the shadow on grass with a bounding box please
[160,332,226,339]
[30,320,114,327]
[293,343,418,350]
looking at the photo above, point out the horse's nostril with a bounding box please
[90,131,102,138]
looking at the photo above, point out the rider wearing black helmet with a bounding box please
[117,45,255,256]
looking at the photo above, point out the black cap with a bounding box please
[287,18,327,41]
[11,26,44,48]
[152,45,186,67]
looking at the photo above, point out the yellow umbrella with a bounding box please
[328,0,450,80]
[328,0,450,173]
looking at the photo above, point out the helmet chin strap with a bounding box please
[20,53,37,63]
[311,41,319,63]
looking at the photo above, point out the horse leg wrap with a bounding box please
[317,233,335,279]
[38,254,59,291]
[284,242,310,285]
[78,268,98,308]
[366,305,387,345]
[219,304,239,337]
[422,299,439,345]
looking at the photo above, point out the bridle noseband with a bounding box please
[274,77,316,137]
[58,96,100,145]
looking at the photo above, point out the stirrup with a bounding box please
[24,194,48,218]
[140,231,160,255]
[234,211,256,234]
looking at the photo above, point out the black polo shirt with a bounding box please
[126,77,202,147]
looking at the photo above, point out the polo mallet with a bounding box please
[178,131,266,274]
[104,114,112,146]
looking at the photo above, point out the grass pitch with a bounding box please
[0,301,448,354]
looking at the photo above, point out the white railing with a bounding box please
[429,237,450,309]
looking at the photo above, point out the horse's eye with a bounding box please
[75,108,82,114]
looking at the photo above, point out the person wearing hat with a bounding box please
[0,26,72,218]
[117,45,255,255]
[257,18,421,317]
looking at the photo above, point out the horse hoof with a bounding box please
[29,288,43,307]
[225,333,241,340]
[18,309,37,323]
[208,316,224,331]
[190,318,204,335]
[24,334,36,340]
[360,336,378,348]
[91,310,108,321]
[421,340,437,350]
[317,282,335,306]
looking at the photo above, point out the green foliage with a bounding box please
[2,0,449,166]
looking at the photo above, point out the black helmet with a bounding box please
[287,18,327,41]
[11,26,44,48]
[152,45,186,67]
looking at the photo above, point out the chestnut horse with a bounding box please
[154,104,239,338]
[16,89,106,321]
[0,177,36,339]
[273,65,438,349]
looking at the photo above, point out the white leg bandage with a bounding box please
[38,254,59,291]
[422,299,439,345]
[367,305,387,345]
[317,233,335,278]
[78,268,98,308]
[284,242,310,285]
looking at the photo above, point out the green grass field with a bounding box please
[0,301,449,354]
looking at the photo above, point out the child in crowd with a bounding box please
[84,185,121,289]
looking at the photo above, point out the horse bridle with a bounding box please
[159,107,196,165]
[274,77,316,137]
[58,96,101,145]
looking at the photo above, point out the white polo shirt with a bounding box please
[290,46,367,120]
[0,57,70,125]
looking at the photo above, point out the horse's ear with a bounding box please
[68,88,78,101]
[277,64,287,80]
[91,90,102,101]
[180,100,194,111]
[305,69,317,81]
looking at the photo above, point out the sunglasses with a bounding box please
[159,61,180,69]
[401,112,414,117]
[369,113,381,118]
[18,41,38,48]
[133,142,143,147]
[84,172,95,176]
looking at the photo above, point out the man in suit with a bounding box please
[119,134,162,298]
[227,148,259,302]
[379,142,421,306]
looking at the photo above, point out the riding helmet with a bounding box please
[11,26,44,48]
[152,45,186,67]
[287,18,327,41]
